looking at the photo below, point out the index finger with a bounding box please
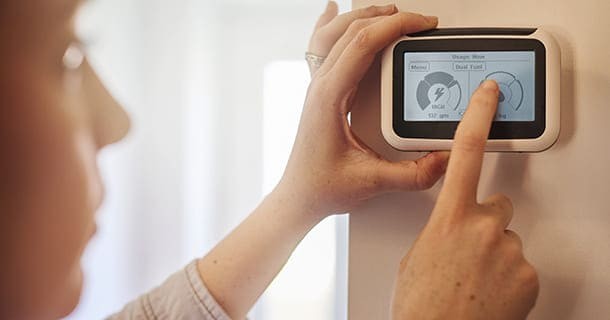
[327,12,438,96]
[438,80,500,206]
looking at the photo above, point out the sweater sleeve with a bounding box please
[107,260,232,320]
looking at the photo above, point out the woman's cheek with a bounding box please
[5,67,100,318]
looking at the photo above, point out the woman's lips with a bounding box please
[88,223,97,240]
[91,163,106,211]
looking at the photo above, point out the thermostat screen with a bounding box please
[403,51,535,122]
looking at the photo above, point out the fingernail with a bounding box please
[424,15,438,24]
[481,79,499,91]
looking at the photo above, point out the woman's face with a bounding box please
[0,0,130,318]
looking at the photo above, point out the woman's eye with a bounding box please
[63,42,86,71]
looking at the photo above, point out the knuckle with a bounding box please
[505,237,524,261]
[521,263,540,293]
[393,12,424,30]
[475,217,502,248]
[417,176,436,190]
[496,193,513,207]
[352,28,373,50]
[313,28,333,46]
[362,5,380,15]
[506,230,523,246]
[347,18,370,34]
[488,193,513,212]
[415,166,436,190]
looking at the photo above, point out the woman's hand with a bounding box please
[199,8,447,320]
[392,81,539,320]
[277,7,448,218]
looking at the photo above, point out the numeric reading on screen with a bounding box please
[403,51,535,122]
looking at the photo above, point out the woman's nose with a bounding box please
[82,61,131,148]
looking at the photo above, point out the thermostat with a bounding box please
[381,28,561,152]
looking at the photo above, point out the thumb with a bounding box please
[374,152,450,192]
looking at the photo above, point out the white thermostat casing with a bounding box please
[381,27,561,152]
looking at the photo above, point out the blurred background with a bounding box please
[67,0,351,319]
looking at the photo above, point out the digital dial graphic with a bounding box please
[483,71,524,111]
[416,71,462,111]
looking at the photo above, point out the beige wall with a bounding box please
[349,0,610,319]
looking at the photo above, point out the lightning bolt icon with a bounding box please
[434,88,445,102]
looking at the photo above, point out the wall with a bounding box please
[349,0,610,319]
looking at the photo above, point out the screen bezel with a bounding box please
[392,38,546,140]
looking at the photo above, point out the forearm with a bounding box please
[197,184,323,320]
[195,9,447,320]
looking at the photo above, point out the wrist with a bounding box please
[269,180,327,227]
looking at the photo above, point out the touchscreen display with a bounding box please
[403,51,535,122]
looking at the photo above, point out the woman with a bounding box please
[0,1,538,319]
